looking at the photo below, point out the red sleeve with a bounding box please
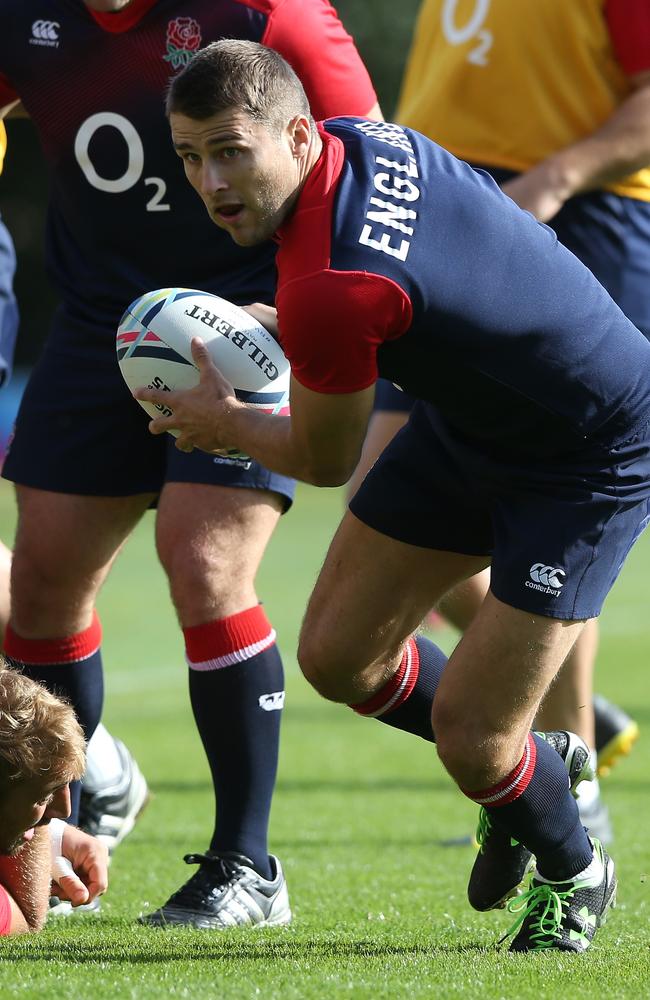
[0,884,12,936]
[277,270,412,394]
[261,0,378,120]
[0,73,18,109]
[605,0,650,75]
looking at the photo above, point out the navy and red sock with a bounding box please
[351,634,445,741]
[351,634,592,880]
[463,732,593,880]
[4,612,104,824]
[184,605,284,881]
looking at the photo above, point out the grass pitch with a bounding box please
[0,480,648,999]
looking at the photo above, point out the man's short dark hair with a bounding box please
[166,39,313,134]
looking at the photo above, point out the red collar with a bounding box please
[276,124,344,243]
[85,0,159,33]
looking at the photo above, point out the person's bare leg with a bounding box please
[439,568,598,747]
[6,486,153,822]
[0,526,147,838]
[10,486,152,639]
[156,482,282,625]
[535,618,598,747]
[431,592,586,788]
[351,410,608,843]
[352,412,599,747]
[298,511,489,704]
[299,512,583,778]
[437,568,489,631]
[298,511,593,888]
[149,481,286,903]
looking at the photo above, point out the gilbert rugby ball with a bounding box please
[116,287,290,458]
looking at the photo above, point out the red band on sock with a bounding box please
[3,611,102,665]
[463,733,537,806]
[184,605,276,671]
[351,638,420,718]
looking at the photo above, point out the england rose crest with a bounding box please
[163,17,202,70]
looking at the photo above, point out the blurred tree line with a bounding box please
[0,1,421,368]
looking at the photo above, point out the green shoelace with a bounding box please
[475,808,492,852]
[500,882,572,950]
[475,808,520,852]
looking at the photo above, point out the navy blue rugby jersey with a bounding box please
[0,0,376,328]
[275,118,650,457]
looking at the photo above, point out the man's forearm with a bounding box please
[0,828,51,933]
[543,83,650,197]
[137,343,371,486]
[226,408,349,486]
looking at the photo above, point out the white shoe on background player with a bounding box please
[140,852,291,929]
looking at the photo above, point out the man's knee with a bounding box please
[296,626,352,703]
[10,548,84,629]
[155,486,279,618]
[157,529,255,625]
[11,489,145,627]
[158,533,226,591]
[431,692,467,777]
[432,692,516,789]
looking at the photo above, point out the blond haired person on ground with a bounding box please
[0,668,108,934]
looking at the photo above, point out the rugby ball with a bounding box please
[116,287,290,458]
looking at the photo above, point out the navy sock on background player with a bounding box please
[184,605,284,880]
[352,634,592,879]
[3,612,104,823]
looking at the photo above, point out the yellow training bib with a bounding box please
[397,0,650,201]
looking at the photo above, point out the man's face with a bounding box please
[170,108,300,246]
[0,775,71,856]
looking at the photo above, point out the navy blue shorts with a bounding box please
[2,307,295,507]
[350,403,650,621]
[374,177,650,413]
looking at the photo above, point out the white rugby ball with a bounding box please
[116,287,290,458]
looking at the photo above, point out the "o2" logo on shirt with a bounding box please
[441,0,493,66]
[74,112,170,212]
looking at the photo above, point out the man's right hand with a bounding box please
[54,824,109,906]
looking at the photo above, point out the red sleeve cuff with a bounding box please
[606,0,650,75]
[0,884,12,936]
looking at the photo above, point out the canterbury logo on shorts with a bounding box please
[525,562,566,597]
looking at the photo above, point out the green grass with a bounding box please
[0,479,648,998]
